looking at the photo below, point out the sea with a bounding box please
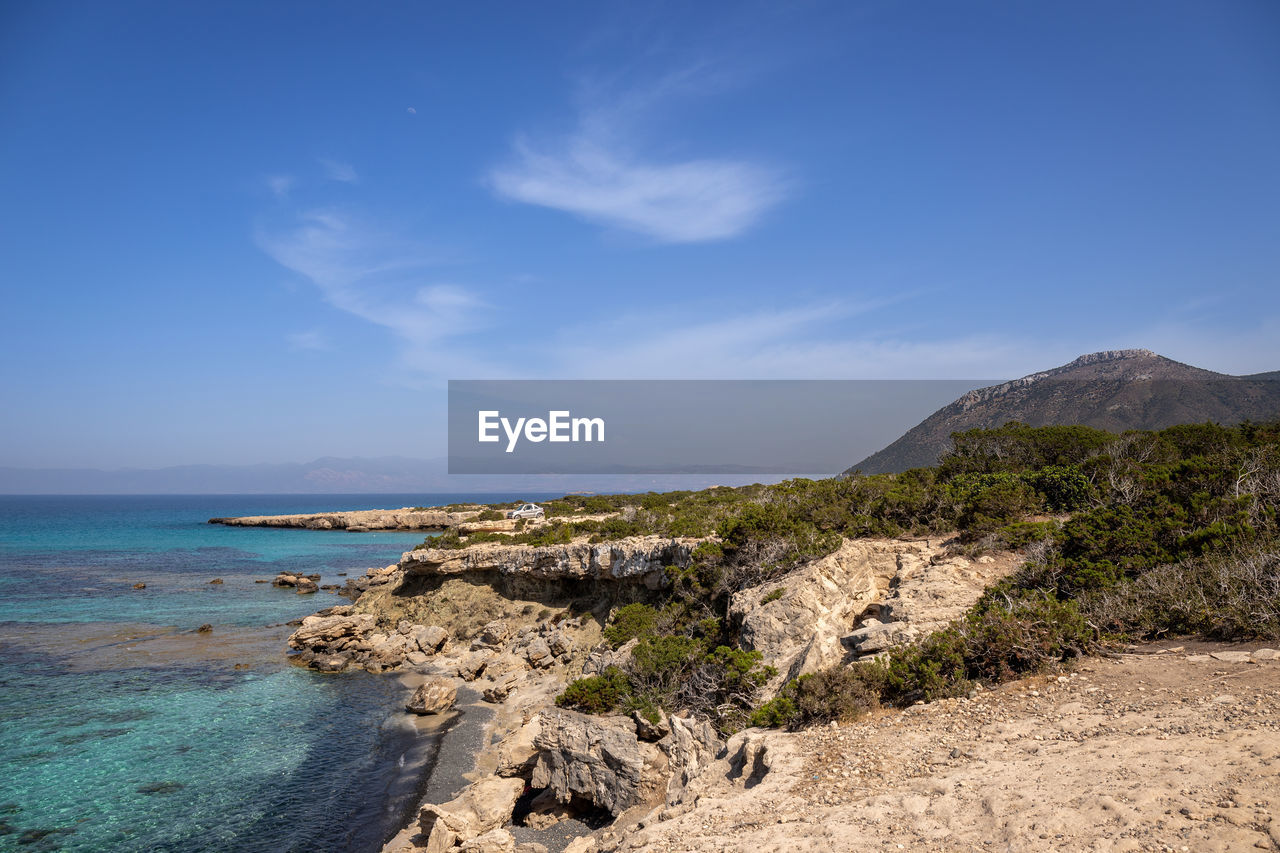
[0,493,551,853]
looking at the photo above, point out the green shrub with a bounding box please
[996,520,1060,550]
[760,588,785,605]
[556,667,630,714]
[752,665,884,729]
[603,603,659,648]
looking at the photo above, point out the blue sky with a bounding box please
[2,0,1278,469]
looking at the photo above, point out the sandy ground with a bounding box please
[604,643,1280,853]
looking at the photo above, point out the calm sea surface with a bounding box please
[0,494,546,852]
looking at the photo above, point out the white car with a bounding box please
[506,503,545,520]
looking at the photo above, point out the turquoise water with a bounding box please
[0,494,545,852]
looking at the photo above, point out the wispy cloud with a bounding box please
[319,159,359,183]
[257,210,490,376]
[286,329,328,351]
[266,174,295,199]
[488,69,788,243]
[539,303,1034,379]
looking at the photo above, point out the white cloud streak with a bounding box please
[257,210,491,376]
[319,159,359,183]
[491,138,787,243]
[488,68,788,243]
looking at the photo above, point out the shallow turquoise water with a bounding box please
[0,494,544,852]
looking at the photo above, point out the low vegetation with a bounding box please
[435,421,1280,734]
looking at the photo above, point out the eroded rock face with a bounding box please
[530,709,668,816]
[731,539,1020,689]
[730,540,896,690]
[417,776,525,851]
[407,678,457,715]
[400,537,699,589]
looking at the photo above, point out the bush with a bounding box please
[760,588,785,605]
[751,665,884,729]
[1087,543,1280,640]
[603,603,659,648]
[556,667,630,714]
[961,592,1095,682]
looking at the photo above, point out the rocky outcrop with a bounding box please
[273,571,321,588]
[406,678,457,714]
[400,537,699,589]
[530,709,669,817]
[729,540,897,690]
[731,539,1020,691]
[286,605,451,673]
[210,507,472,531]
[416,776,525,851]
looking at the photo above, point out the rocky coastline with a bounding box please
[276,530,1019,853]
[270,520,1280,853]
[209,507,476,531]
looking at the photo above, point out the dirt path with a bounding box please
[609,644,1280,853]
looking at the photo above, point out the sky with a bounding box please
[1,0,1278,470]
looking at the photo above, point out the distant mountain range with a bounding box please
[0,455,768,495]
[844,350,1280,475]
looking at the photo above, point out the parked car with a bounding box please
[506,503,545,520]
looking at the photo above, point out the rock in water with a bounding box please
[295,579,319,594]
[406,678,457,715]
[196,624,213,634]
[132,582,146,590]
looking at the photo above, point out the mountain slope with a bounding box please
[844,349,1280,475]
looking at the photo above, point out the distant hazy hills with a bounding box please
[0,455,762,495]
[845,350,1280,475]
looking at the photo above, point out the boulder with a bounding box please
[524,636,553,668]
[456,650,494,682]
[295,579,319,594]
[482,673,522,704]
[312,655,349,673]
[582,638,637,677]
[196,624,213,634]
[473,620,512,650]
[531,709,668,816]
[523,788,577,829]
[632,709,669,742]
[406,678,457,715]
[547,629,574,658]
[208,578,223,585]
[494,717,543,777]
[844,618,919,655]
[460,829,516,853]
[415,625,449,654]
[288,613,376,651]
[417,776,524,849]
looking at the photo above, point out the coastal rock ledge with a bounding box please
[399,536,700,588]
[208,507,469,531]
